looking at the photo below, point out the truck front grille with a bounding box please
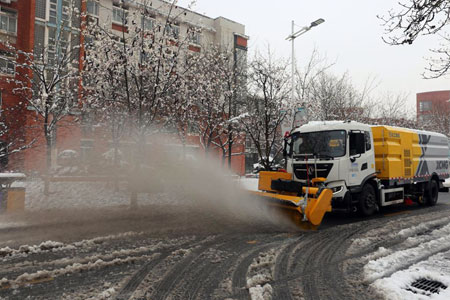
[293,163,333,180]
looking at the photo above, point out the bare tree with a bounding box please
[8,2,81,176]
[380,0,450,78]
[238,49,291,171]
[306,72,373,122]
[294,48,335,107]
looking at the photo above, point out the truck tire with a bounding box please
[425,180,439,206]
[358,184,377,216]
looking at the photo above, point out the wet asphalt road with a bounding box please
[0,192,449,299]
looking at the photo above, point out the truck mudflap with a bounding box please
[250,171,333,228]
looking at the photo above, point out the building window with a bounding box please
[87,0,99,16]
[71,0,81,28]
[112,6,128,24]
[61,0,70,24]
[34,24,45,60]
[0,7,17,35]
[35,0,47,20]
[188,29,201,45]
[49,0,57,24]
[165,23,179,39]
[142,16,154,31]
[0,56,15,75]
[48,27,57,65]
[419,100,432,112]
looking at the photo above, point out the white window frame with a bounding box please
[142,16,155,31]
[112,6,128,24]
[165,23,179,39]
[61,0,71,25]
[188,29,201,45]
[35,0,47,21]
[0,7,17,35]
[87,0,99,16]
[0,56,15,76]
[419,100,432,112]
[49,0,58,24]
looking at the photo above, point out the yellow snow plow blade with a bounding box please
[252,171,333,228]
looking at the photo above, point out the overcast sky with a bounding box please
[178,0,449,111]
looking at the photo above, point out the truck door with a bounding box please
[349,131,374,186]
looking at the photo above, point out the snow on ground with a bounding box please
[348,214,450,255]
[246,247,280,300]
[362,217,450,299]
[370,249,450,300]
[0,231,144,261]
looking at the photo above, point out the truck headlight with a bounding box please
[331,186,343,194]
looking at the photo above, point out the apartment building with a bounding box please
[0,0,249,174]
[0,0,34,170]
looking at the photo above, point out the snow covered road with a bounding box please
[0,192,450,299]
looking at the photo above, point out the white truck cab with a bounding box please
[286,121,376,212]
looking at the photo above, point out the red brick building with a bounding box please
[416,90,450,123]
[0,0,35,170]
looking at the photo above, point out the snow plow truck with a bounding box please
[253,121,450,228]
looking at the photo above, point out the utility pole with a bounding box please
[286,18,325,104]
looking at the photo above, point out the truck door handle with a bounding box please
[361,163,368,171]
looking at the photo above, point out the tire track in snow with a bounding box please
[114,238,203,300]
[149,235,234,300]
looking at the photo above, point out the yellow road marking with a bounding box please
[246,240,258,244]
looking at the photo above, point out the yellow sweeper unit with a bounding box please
[251,171,333,228]
[251,121,450,228]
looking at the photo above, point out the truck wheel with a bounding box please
[359,184,377,216]
[425,180,439,206]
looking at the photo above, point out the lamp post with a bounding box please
[286,18,325,105]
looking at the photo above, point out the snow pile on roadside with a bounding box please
[0,240,66,259]
[1,253,159,288]
[364,224,450,282]
[349,215,450,254]
[362,246,392,261]
[361,217,450,299]
[246,248,279,300]
[249,284,273,300]
[0,231,144,261]
[93,287,116,299]
[370,249,450,300]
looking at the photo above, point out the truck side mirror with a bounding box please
[283,134,291,158]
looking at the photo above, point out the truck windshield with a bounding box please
[292,130,346,158]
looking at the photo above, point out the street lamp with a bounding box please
[286,18,325,105]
